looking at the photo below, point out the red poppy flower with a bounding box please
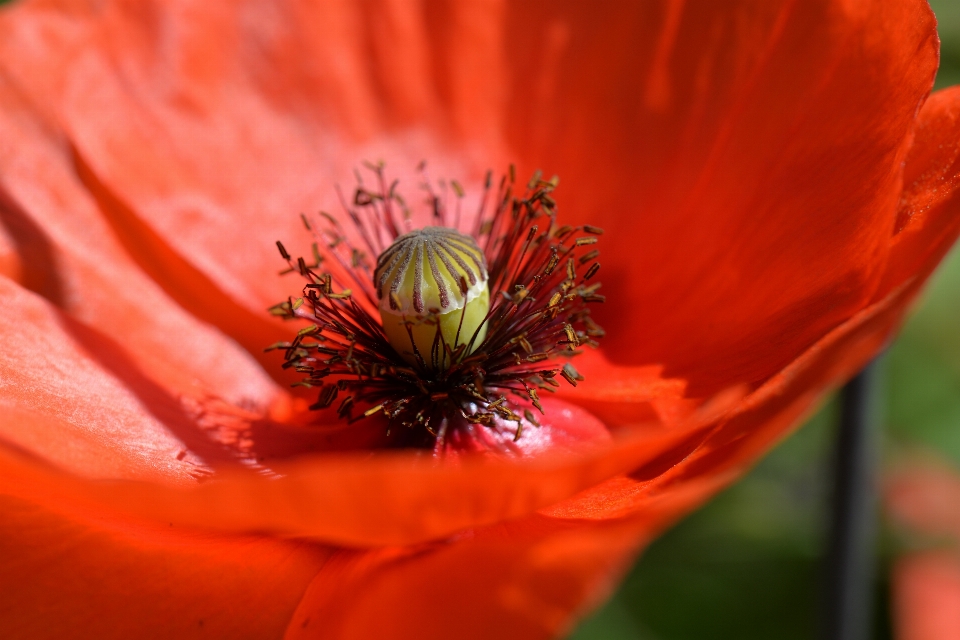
[0,0,958,637]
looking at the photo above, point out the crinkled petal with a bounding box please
[0,275,213,484]
[0,275,405,481]
[0,62,283,405]
[565,72,960,476]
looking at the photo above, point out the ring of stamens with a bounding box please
[269,164,605,444]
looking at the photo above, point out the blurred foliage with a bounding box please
[887,248,960,462]
[573,2,960,638]
[936,0,960,90]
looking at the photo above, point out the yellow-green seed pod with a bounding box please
[374,227,490,368]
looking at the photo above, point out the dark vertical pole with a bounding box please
[823,362,880,640]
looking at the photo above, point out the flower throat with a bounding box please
[270,164,605,444]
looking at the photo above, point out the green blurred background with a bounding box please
[572,2,960,638]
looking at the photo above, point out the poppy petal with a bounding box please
[0,72,283,405]
[545,277,942,531]
[0,400,726,547]
[550,84,960,507]
[555,350,696,428]
[285,514,648,640]
[878,87,960,297]
[0,477,643,640]
[0,492,329,639]
[0,273,377,480]
[0,274,215,483]
[502,0,939,394]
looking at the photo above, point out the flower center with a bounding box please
[270,164,605,445]
[374,227,490,369]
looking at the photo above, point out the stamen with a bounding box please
[269,163,606,447]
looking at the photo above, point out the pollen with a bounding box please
[269,163,605,446]
[374,227,490,368]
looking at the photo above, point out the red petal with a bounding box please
[636,281,924,512]
[878,87,960,298]
[0,493,329,638]
[0,275,377,481]
[555,349,696,428]
[285,515,647,640]
[0,71,285,403]
[503,0,939,394]
[436,396,613,458]
[0,485,646,640]
[0,276,210,484]
[0,401,726,546]
[548,275,943,533]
